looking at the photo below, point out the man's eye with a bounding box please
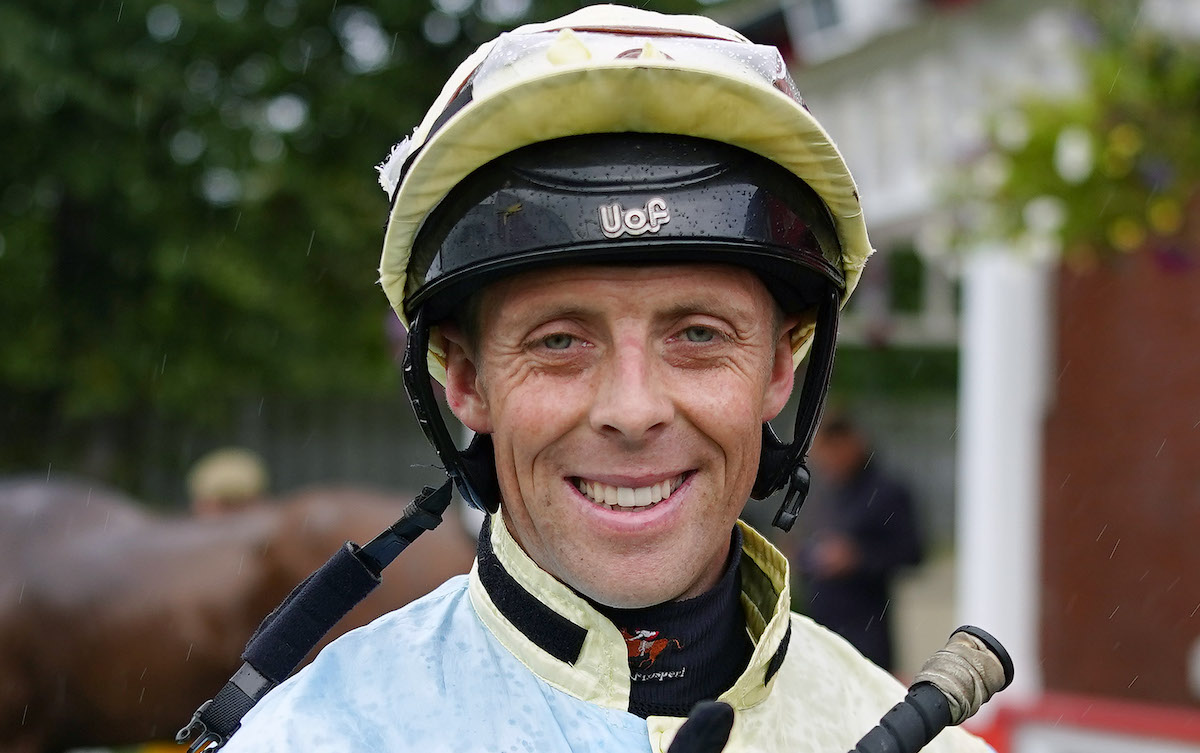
[681,326,716,343]
[542,333,575,350]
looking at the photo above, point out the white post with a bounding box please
[956,248,1051,712]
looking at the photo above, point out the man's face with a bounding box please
[443,264,796,608]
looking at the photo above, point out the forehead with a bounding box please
[478,263,778,324]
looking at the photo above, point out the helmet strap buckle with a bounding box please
[772,463,811,532]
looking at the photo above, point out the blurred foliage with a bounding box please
[0,0,723,485]
[831,345,958,398]
[962,0,1200,263]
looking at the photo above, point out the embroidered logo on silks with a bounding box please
[598,198,670,238]
[620,628,684,680]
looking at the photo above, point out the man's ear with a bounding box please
[762,314,803,422]
[440,323,493,435]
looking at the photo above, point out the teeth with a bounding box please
[574,474,686,509]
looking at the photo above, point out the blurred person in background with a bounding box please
[793,412,923,672]
[186,446,270,516]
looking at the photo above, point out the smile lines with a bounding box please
[573,474,686,510]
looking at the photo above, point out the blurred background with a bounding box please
[1,0,1197,751]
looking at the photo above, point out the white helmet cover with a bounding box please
[378,5,873,380]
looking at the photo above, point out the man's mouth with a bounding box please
[572,474,687,511]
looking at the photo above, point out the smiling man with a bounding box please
[444,263,796,610]
[219,6,993,753]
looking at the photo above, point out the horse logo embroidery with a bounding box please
[620,628,683,669]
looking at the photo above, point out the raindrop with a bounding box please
[422,11,459,47]
[169,129,206,164]
[215,0,247,22]
[265,93,308,133]
[146,4,181,42]
[281,30,330,73]
[1107,65,1123,95]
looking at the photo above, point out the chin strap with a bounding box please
[401,309,500,513]
[771,465,811,532]
[752,285,840,531]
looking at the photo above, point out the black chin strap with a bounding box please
[752,285,841,531]
[402,309,500,513]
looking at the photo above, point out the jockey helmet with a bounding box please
[376,5,874,529]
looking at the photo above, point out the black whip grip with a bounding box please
[850,683,951,753]
[848,625,1013,753]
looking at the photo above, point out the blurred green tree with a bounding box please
[0,0,721,488]
[966,0,1200,263]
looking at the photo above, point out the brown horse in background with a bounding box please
[0,478,477,753]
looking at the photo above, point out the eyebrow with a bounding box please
[658,299,754,323]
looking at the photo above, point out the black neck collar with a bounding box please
[591,527,753,717]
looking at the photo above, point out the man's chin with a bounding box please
[570,569,699,609]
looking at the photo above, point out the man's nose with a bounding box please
[589,341,674,443]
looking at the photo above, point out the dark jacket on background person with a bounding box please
[794,462,923,670]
